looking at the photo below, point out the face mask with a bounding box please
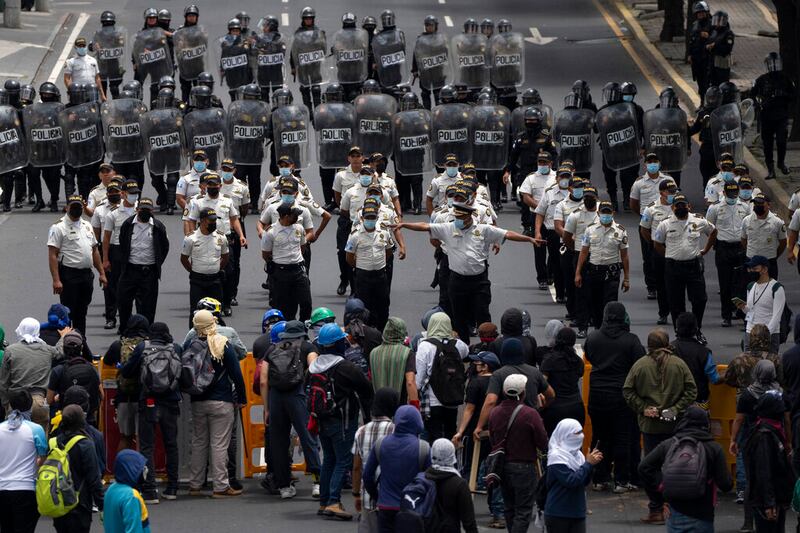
[281,194,295,204]
[222,171,234,182]
[207,187,221,198]
[674,206,689,218]
[725,196,738,206]
[363,219,377,230]
[599,213,613,225]
[76,47,87,56]
[646,163,660,174]
[126,193,139,204]
[453,218,466,230]
[538,165,550,174]
[720,171,734,182]
[572,188,584,200]
[193,161,206,172]
[753,205,766,216]
[739,189,753,200]
[666,194,675,204]
[375,162,387,174]
[68,205,83,218]
[622,94,634,102]
[359,175,372,187]
[584,197,597,210]
[558,178,570,189]
[138,211,152,223]
[447,197,454,208]
[206,221,217,232]
[279,167,292,177]
[369,194,381,202]
[107,194,121,204]
[445,166,458,178]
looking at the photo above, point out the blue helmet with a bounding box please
[262,309,285,333]
[270,321,288,343]
[318,323,347,346]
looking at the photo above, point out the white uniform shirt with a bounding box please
[186,195,239,235]
[788,189,800,213]
[653,214,715,260]
[87,183,107,210]
[553,196,583,225]
[129,219,156,265]
[345,226,393,271]
[221,178,251,208]
[703,174,732,204]
[47,216,97,269]
[259,200,316,230]
[91,200,115,231]
[630,173,671,214]
[332,166,360,195]
[102,204,136,245]
[741,212,787,259]
[639,202,674,232]
[176,169,202,200]
[340,186,393,222]
[426,171,461,207]
[518,170,556,204]
[352,204,400,233]
[259,175,315,210]
[377,173,400,199]
[788,210,800,233]
[705,200,751,242]
[564,207,599,251]
[429,222,507,276]
[581,221,629,265]
[261,223,306,265]
[64,55,99,85]
[181,229,229,274]
[534,185,568,230]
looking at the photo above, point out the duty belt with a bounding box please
[586,262,621,272]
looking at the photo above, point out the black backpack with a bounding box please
[140,341,182,394]
[425,338,466,407]
[58,358,97,397]
[661,436,708,500]
[267,339,305,392]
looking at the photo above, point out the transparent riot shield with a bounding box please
[596,102,641,171]
[469,104,510,170]
[253,31,289,90]
[142,107,185,175]
[272,104,310,169]
[219,34,253,90]
[0,106,28,174]
[643,107,688,173]
[183,107,227,169]
[314,101,356,169]
[354,93,397,157]
[393,109,432,175]
[132,27,173,82]
[291,29,328,88]
[372,29,410,89]
[330,28,369,85]
[23,101,66,167]
[413,33,451,91]
[101,98,147,163]
[553,108,595,172]
[710,102,743,162]
[450,33,488,89]
[59,102,103,168]
[173,25,210,82]
[226,99,270,165]
[431,102,471,166]
[92,25,127,80]
[488,32,524,88]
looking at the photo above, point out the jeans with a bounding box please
[268,386,321,488]
[735,427,747,493]
[588,395,633,485]
[189,400,234,492]
[666,509,714,533]
[754,507,786,532]
[544,515,586,533]
[0,490,39,533]
[425,405,458,442]
[473,442,505,517]
[643,432,672,512]
[501,462,537,533]
[319,415,357,506]
[139,401,180,494]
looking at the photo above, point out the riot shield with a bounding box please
[132,27,173,82]
[450,33,488,90]
[183,107,227,169]
[226,99,269,165]
[291,29,328,88]
[272,104,310,169]
[219,35,253,89]
[92,25,127,80]
[101,98,147,163]
[253,32,289,90]
[511,103,554,137]
[469,104,510,170]
[0,106,28,174]
[431,102,471,166]
[413,33,451,91]
[354,93,397,157]
[488,32,524,88]
[372,29,410,88]
[23,101,66,167]
[740,98,755,127]
[710,103,743,162]
[314,102,356,169]
[173,25,210,82]
[58,102,103,168]
[330,28,369,85]
[596,102,641,171]
[141,107,185,175]
[393,109,432,175]
[643,107,688,172]
[552,108,595,173]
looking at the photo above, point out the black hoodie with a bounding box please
[780,314,800,415]
[489,308,537,365]
[423,468,478,533]
[584,303,646,401]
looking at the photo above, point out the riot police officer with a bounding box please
[194,72,224,109]
[412,15,448,110]
[752,52,796,179]
[220,18,253,102]
[0,85,27,212]
[177,5,202,103]
[363,16,378,80]
[687,1,712,102]
[90,11,125,99]
[707,11,734,86]
[689,85,721,185]
[253,16,286,103]
[600,81,643,212]
[336,13,368,102]
[230,83,266,208]
[235,11,253,37]
[492,20,519,110]
[373,10,407,94]
[27,82,64,212]
[291,7,325,113]
[4,80,21,109]
[157,9,175,65]
[134,9,168,104]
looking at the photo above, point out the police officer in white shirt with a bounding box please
[91,179,122,324]
[340,172,393,223]
[47,195,107,335]
[706,182,751,327]
[176,150,210,209]
[63,37,106,101]
[639,178,678,324]
[220,159,251,308]
[426,153,461,215]
[741,193,787,280]
[534,166,571,302]
[786,208,800,272]
[395,202,539,343]
[86,163,116,216]
[366,152,403,215]
[345,203,393,330]
[703,152,735,206]
[261,203,312,320]
[574,200,630,336]
[519,151,557,286]
[180,207,229,323]
[554,176,585,319]
[563,185,600,335]
[653,194,717,343]
[101,179,139,330]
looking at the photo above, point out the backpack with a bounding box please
[307,369,338,419]
[180,337,218,395]
[58,358,97,396]
[140,341,182,394]
[395,473,442,533]
[117,336,145,396]
[36,435,86,518]
[267,339,305,392]
[661,436,708,500]
[425,338,466,407]
[343,343,369,377]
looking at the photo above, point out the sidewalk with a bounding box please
[0,9,72,85]
[615,0,799,217]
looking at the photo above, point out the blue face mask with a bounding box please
[453,218,466,230]
[445,166,458,178]
[666,194,675,204]
[739,189,753,200]
[281,194,294,204]
[572,187,584,200]
[538,165,550,174]
[369,194,381,202]
[447,197,454,208]
[76,47,87,56]
[359,175,372,187]
[222,171,234,182]
[193,161,207,172]
[363,219,377,230]
[558,178,570,189]
[599,213,613,225]
[646,163,660,174]
[622,94,634,102]
[720,171,734,182]
[279,167,292,177]
[725,196,738,205]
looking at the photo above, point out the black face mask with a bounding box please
[207,187,220,198]
[584,197,597,210]
[375,162,387,174]
[753,205,766,216]
[674,206,689,219]
[138,211,152,223]
[107,194,121,204]
[68,205,83,218]
[525,123,541,135]
[206,221,217,232]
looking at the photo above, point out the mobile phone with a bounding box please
[731,297,745,306]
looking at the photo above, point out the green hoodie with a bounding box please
[370,317,412,398]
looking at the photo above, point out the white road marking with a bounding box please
[47,12,90,84]
[524,27,557,45]
[438,0,446,4]
[444,16,453,27]
[281,13,289,27]
[282,0,288,3]
[58,2,92,5]
[548,283,557,303]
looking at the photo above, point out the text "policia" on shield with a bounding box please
[718,128,741,144]
[233,126,264,139]
[69,125,98,143]
[180,44,207,61]
[149,132,180,148]
[606,126,635,147]
[31,127,63,141]
[98,47,124,60]
[109,123,141,137]
[437,129,468,142]
[421,54,447,70]
[359,120,390,134]
[193,132,224,147]
[319,128,351,143]
[559,134,590,147]
[0,129,20,145]
[280,130,308,145]
[139,48,166,64]
[221,55,248,70]
[399,135,428,150]
[380,51,405,67]
[648,133,682,147]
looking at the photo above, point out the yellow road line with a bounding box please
[750,0,779,30]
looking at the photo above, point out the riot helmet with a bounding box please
[400,92,419,111]
[477,86,496,105]
[704,85,721,109]
[84,83,100,102]
[4,80,20,95]
[263,16,279,32]
[236,11,250,30]
[711,10,728,27]
[122,80,143,100]
[100,10,116,25]
[362,79,381,94]
[692,1,710,14]
[362,16,377,32]
[190,85,212,109]
[143,8,158,21]
[272,87,293,107]
[158,75,176,91]
[454,84,470,102]
[323,83,344,103]
[0,89,8,106]
[497,19,512,33]
[480,18,494,37]
[765,52,782,73]
[67,82,84,105]
[184,5,199,17]
[197,71,215,91]
[563,92,582,109]
[301,7,315,26]
[342,12,357,29]
[572,79,590,101]
[463,18,478,34]
[521,88,542,106]
[39,82,61,102]
[381,10,395,30]
[439,84,456,103]
[424,15,438,32]
[658,86,678,108]
[242,83,260,100]
[524,107,544,132]
[602,82,622,105]
[156,88,175,109]
[228,18,242,32]
[620,81,637,102]
[719,81,739,104]
[119,89,135,99]
[19,84,36,105]
[157,9,171,29]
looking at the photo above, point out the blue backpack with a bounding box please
[396,473,442,533]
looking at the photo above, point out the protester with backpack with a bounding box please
[0,390,48,533]
[544,418,603,533]
[58,385,106,477]
[738,255,788,353]
[260,320,321,500]
[487,308,538,366]
[540,327,585,435]
[415,312,469,441]
[370,317,419,406]
[103,449,152,533]
[671,313,721,408]
[307,323,374,520]
[418,438,478,533]
[343,298,383,359]
[47,331,101,425]
[120,322,183,504]
[185,310,247,499]
[638,405,733,532]
[363,404,431,532]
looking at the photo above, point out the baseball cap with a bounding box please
[583,185,598,197]
[278,176,298,192]
[359,165,375,176]
[199,207,217,220]
[745,255,769,268]
[723,182,740,195]
[468,351,501,370]
[366,182,383,194]
[718,152,734,163]
[276,203,301,218]
[99,162,114,172]
[220,158,235,169]
[204,173,221,186]
[569,176,583,187]
[461,162,477,175]
[137,197,155,209]
[277,155,294,165]
[503,374,528,398]
[645,152,659,161]
[672,193,688,205]
[362,204,379,217]
[106,181,122,192]
[74,37,87,46]
[734,163,749,174]
[67,195,84,206]
[192,149,207,160]
[738,176,754,187]
[598,200,614,212]
[659,178,676,191]
[452,202,475,215]
[444,153,459,165]
[557,166,573,176]
[536,151,552,162]
[753,192,769,203]
[123,179,140,194]
[348,146,363,156]
[279,320,307,339]
[63,330,83,349]
[369,152,387,163]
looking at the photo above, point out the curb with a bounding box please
[613,0,792,219]
[31,12,70,85]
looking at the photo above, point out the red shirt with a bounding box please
[488,399,548,463]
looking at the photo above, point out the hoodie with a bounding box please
[370,318,413,400]
[781,314,800,415]
[424,467,478,533]
[309,353,374,423]
[104,449,151,533]
[363,405,431,509]
[489,308,537,364]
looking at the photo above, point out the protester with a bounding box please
[781,313,800,474]
[671,312,720,406]
[423,439,478,533]
[59,385,106,476]
[724,323,784,391]
[739,255,787,353]
[103,449,152,533]
[540,327,585,434]
[488,308,537,365]
[343,298,383,356]
[544,419,603,533]
[39,304,93,359]
[369,317,419,405]
[47,330,101,425]
[535,319,564,368]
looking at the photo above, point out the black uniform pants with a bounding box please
[715,242,746,321]
[664,257,707,329]
[319,167,336,207]
[420,87,440,110]
[651,253,670,319]
[582,263,621,329]
[436,251,451,316]
[25,164,41,203]
[602,158,638,205]
[336,216,353,288]
[234,164,262,210]
[58,265,93,335]
[640,233,655,291]
[698,142,717,186]
[709,66,730,86]
[448,270,491,344]
[179,76,196,104]
[395,171,423,211]
[114,160,146,193]
[354,267,389,332]
[270,263,312,321]
[223,233,241,307]
[36,166,62,205]
[106,244,122,322]
[691,61,709,103]
[117,263,159,331]
[300,85,322,116]
[65,163,100,200]
[544,228,564,299]
[561,248,577,316]
[150,171,179,208]
[0,170,26,207]
[101,77,123,100]
[761,116,789,169]
[533,234,548,284]
[189,271,223,325]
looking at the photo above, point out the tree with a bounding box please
[772,0,800,139]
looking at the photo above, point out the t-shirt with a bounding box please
[0,420,48,491]
[464,375,490,437]
[487,364,550,409]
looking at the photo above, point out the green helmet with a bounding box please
[310,307,335,325]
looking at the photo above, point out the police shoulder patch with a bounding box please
[541,128,550,136]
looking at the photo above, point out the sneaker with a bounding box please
[188,487,204,497]
[260,475,280,495]
[538,281,548,291]
[640,511,665,525]
[337,282,347,296]
[592,482,608,492]
[735,490,744,504]
[487,516,506,529]
[766,171,776,180]
[212,487,243,498]
[721,318,732,328]
[612,484,629,494]
[230,297,238,306]
[646,289,657,300]
[657,315,668,325]
[779,164,790,175]
[229,478,243,491]
[696,331,707,345]
[577,328,587,339]
[323,503,353,521]
[143,492,159,505]
[104,318,116,330]
[222,307,232,317]
[162,488,177,500]
[280,485,297,499]
[311,483,320,499]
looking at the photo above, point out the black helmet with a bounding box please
[84,83,100,102]
[602,82,621,104]
[67,82,83,104]
[120,89,135,99]
[39,81,60,99]
[143,8,157,19]
[692,0,710,14]
[0,88,8,106]
[122,80,143,100]
[156,88,175,109]
[197,71,215,90]
[381,10,395,29]
[323,83,344,103]
[524,107,544,126]
[342,12,357,28]
[658,86,678,108]
[19,84,36,104]
[477,86,496,103]
[521,88,542,105]
[765,51,781,72]
[400,92,419,111]
[362,16,377,31]
[228,18,241,31]
[158,75,176,90]
[236,11,250,28]
[242,83,260,99]
[4,80,20,94]
[190,85,212,109]
[704,85,721,109]
[263,16,279,32]
[362,79,381,94]
[719,81,739,104]
[497,19,512,33]
[184,4,199,17]
[620,81,637,97]
[439,84,456,103]
[272,87,293,107]
[157,9,171,22]
[711,10,728,27]
[480,18,494,32]
[463,18,478,33]
[563,92,582,109]
[476,92,494,106]
[100,10,116,24]
[424,15,438,31]
[572,79,590,100]
[301,7,315,19]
